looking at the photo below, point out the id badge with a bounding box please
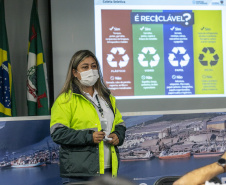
[101,119,112,141]
[101,119,108,131]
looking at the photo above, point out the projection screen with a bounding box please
[51,0,226,115]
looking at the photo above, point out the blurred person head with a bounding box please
[90,175,136,185]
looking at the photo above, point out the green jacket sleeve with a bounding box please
[113,124,126,146]
[51,127,95,146]
[50,93,95,146]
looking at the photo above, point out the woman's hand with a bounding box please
[93,131,105,144]
[107,133,119,146]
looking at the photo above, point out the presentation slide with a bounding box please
[95,0,226,100]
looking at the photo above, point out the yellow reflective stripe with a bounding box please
[111,145,118,177]
[0,103,11,116]
[109,95,118,177]
[99,141,105,174]
[37,53,44,66]
[0,48,7,65]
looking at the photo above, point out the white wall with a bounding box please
[51,0,95,98]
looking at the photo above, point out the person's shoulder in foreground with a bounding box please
[173,152,226,185]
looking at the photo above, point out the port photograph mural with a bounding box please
[1,112,226,185]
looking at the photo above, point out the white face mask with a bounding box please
[78,69,99,86]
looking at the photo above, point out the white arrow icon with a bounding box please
[138,54,148,67]
[150,54,160,68]
[148,47,156,54]
[117,47,126,55]
[168,53,176,61]
[172,47,179,54]
[169,60,179,67]
[178,47,186,54]
[107,47,129,68]
[142,47,156,54]
[180,54,190,67]
[107,54,114,61]
[110,47,126,55]
[153,54,160,61]
[142,47,149,54]
[168,47,190,67]
[139,47,159,67]
[183,53,190,61]
[119,54,129,68]
[111,47,118,55]
[168,53,179,67]
[107,54,117,67]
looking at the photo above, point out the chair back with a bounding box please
[153,176,181,185]
[66,182,90,185]
[153,176,221,185]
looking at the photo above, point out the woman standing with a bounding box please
[50,50,126,184]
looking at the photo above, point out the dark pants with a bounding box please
[62,168,112,185]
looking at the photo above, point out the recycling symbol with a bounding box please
[138,47,160,68]
[198,47,219,66]
[107,47,129,68]
[168,47,190,67]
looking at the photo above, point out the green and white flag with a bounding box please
[0,0,16,117]
[27,0,49,116]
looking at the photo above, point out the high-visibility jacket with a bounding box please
[50,87,126,178]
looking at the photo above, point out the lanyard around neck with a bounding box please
[95,95,104,118]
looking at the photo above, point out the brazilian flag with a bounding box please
[27,0,49,116]
[0,0,16,117]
